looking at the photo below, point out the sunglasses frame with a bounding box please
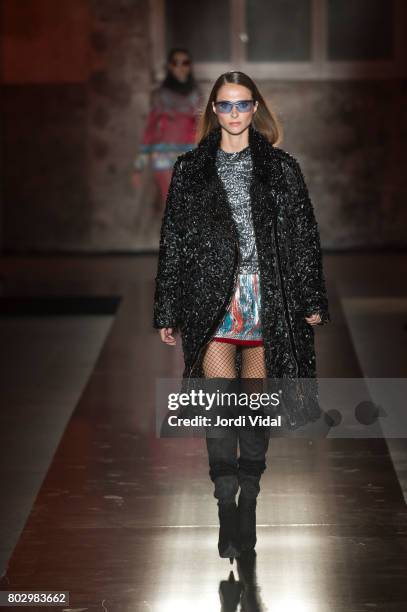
[213,99,257,114]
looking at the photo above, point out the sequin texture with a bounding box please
[213,272,263,343]
[215,145,259,273]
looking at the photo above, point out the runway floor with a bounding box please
[0,252,407,611]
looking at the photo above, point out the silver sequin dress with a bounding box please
[212,145,263,345]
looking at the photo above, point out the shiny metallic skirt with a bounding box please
[212,272,263,346]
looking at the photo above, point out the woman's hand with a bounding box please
[159,327,177,345]
[305,313,321,326]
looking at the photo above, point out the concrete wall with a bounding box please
[1,0,91,250]
[1,0,406,252]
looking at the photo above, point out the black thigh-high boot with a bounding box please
[237,372,270,557]
[214,474,240,561]
[237,456,266,555]
[206,378,241,562]
[237,474,260,553]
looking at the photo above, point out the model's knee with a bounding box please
[238,458,266,498]
[238,456,266,476]
[213,474,239,502]
[209,460,238,482]
[238,473,261,498]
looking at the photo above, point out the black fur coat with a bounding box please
[153,124,330,393]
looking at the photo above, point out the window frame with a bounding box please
[150,0,407,80]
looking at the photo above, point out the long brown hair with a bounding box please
[196,71,283,145]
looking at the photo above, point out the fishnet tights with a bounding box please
[202,340,267,379]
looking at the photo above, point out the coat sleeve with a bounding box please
[284,157,331,326]
[153,157,185,329]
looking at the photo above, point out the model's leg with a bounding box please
[203,340,240,560]
[238,344,270,553]
[202,340,238,378]
[240,344,267,378]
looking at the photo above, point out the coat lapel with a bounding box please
[195,123,285,191]
[192,124,287,240]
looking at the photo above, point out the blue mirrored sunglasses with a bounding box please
[214,99,256,114]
